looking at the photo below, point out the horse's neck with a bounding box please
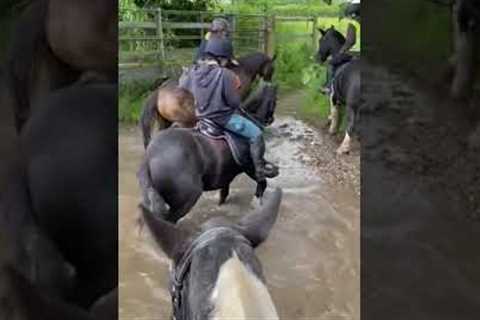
[332,41,345,57]
[210,252,278,320]
[236,56,266,78]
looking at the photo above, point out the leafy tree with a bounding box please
[134,0,219,10]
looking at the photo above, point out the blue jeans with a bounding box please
[225,114,262,143]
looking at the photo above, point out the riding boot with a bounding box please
[250,136,268,197]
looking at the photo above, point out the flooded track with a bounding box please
[119,91,360,319]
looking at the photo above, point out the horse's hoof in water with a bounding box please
[265,163,279,178]
[252,195,263,207]
[328,128,337,135]
[255,180,267,199]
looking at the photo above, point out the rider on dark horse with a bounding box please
[321,4,359,94]
[180,37,277,193]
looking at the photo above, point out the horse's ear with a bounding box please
[318,28,326,36]
[139,198,190,258]
[331,25,335,30]
[236,188,282,248]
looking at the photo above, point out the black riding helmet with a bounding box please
[204,37,234,60]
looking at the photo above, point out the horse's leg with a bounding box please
[162,173,203,223]
[337,103,355,155]
[167,190,202,224]
[156,115,172,130]
[219,184,230,205]
[328,95,340,135]
[337,132,352,155]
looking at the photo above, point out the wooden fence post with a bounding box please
[156,8,166,60]
[312,15,318,52]
[200,12,205,40]
[261,15,268,52]
[264,15,275,57]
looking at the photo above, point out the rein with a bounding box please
[169,226,251,320]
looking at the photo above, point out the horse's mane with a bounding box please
[236,52,271,74]
[327,28,346,45]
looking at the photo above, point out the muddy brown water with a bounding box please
[119,91,360,320]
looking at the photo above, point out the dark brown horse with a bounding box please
[139,52,277,140]
[6,0,116,132]
[137,83,278,223]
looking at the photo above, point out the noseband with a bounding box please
[169,226,251,320]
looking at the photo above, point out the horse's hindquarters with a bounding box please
[156,87,196,127]
[46,0,117,74]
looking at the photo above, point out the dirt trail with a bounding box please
[119,90,360,320]
[362,63,480,318]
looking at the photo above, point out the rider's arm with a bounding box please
[222,70,241,109]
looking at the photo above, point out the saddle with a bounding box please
[195,119,251,167]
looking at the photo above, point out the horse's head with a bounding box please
[139,188,282,319]
[260,54,277,82]
[243,81,278,126]
[236,52,277,83]
[261,82,278,126]
[316,26,346,63]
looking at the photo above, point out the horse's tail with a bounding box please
[137,157,167,219]
[140,90,160,149]
[6,0,49,132]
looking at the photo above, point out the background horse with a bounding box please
[449,0,479,100]
[139,52,276,139]
[141,79,278,149]
[6,0,116,132]
[317,26,361,154]
[138,83,278,223]
[140,188,282,320]
[20,84,117,308]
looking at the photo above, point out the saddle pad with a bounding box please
[196,121,251,167]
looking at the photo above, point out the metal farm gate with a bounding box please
[119,9,274,67]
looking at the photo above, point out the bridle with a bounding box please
[169,226,251,320]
